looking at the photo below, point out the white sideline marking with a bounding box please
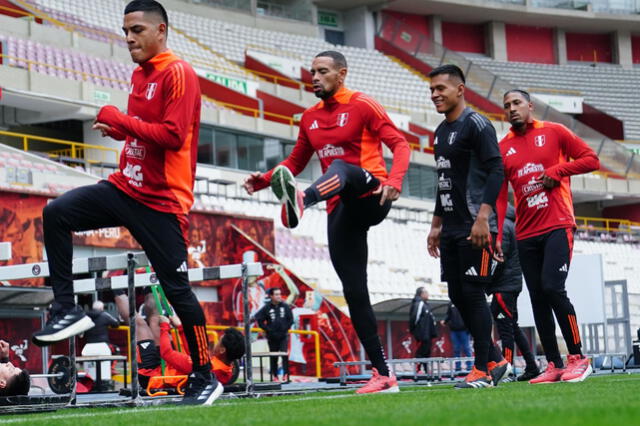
[2,390,423,423]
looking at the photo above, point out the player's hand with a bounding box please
[158,315,170,324]
[243,171,264,195]
[536,172,560,189]
[427,226,442,258]
[468,216,490,249]
[373,185,400,206]
[169,314,182,328]
[92,121,113,137]
[493,241,504,262]
[0,340,9,358]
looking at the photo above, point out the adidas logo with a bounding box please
[465,267,478,276]
[497,313,506,320]
[176,261,188,272]
[506,147,517,156]
[140,342,150,350]
[559,263,568,273]
[309,120,319,130]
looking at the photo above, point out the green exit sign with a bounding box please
[318,11,338,28]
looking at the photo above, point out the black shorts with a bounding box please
[137,339,161,388]
[440,231,498,284]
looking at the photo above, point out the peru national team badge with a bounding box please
[336,112,349,127]
[534,135,546,147]
[145,83,158,100]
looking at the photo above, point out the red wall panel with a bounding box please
[566,32,612,63]
[380,11,431,55]
[506,24,555,64]
[442,21,485,54]
[632,35,640,65]
[603,204,640,223]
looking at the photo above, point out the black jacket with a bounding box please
[488,205,523,294]
[254,301,293,341]
[445,303,467,331]
[409,298,437,342]
[84,310,119,344]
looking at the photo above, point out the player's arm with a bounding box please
[470,116,504,248]
[494,180,509,261]
[357,95,411,205]
[95,64,198,151]
[158,322,192,374]
[540,124,600,185]
[243,124,315,194]
[0,340,9,363]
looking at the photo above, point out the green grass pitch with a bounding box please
[2,375,639,425]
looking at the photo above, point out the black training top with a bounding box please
[433,107,504,233]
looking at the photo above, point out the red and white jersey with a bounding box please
[254,87,410,213]
[496,120,599,241]
[99,50,201,215]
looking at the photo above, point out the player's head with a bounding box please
[213,327,245,362]
[311,51,348,100]
[415,286,429,301]
[123,0,169,64]
[428,64,466,115]
[503,89,533,129]
[268,287,283,304]
[0,362,30,397]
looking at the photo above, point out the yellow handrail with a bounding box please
[0,129,119,163]
[575,216,640,233]
[206,325,322,378]
[203,95,298,126]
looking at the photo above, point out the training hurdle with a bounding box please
[0,250,263,411]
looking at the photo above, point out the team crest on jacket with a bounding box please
[145,83,158,100]
[534,135,545,147]
[336,112,349,127]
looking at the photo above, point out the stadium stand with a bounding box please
[468,57,640,140]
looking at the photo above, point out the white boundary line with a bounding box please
[1,390,427,423]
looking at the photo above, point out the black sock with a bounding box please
[361,336,390,376]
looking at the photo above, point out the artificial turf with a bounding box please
[2,374,639,425]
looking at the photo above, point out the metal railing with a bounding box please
[575,216,640,232]
[377,13,640,178]
[0,130,119,164]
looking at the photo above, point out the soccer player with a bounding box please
[0,339,30,397]
[115,295,244,389]
[243,50,410,394]
[496,89,600,383]
[487,204,540,381]
[426,64,510,389]
[32,0,220,404]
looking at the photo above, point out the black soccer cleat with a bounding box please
[517,368,542,382]
[180,371,224,406]
[32,305,95,346]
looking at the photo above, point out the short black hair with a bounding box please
[221,328,245,361]
[504,89,531,102]
[315,51,348,69]
[0,369,30,397]
[428,64,465,84]
[267,287,281,296]
[124,0,168,25]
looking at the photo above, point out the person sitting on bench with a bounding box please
[0,340,30,397]
[114,295,244,389]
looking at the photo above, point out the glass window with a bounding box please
[237,134,264,171]
[214,130,237,168]
[197,126,214,164]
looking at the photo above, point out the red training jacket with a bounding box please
[98,50,201,215]
[254,87,410,213]
[496,120,600,242]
